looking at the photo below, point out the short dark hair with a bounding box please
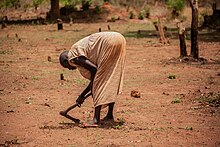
[59,50,69,68]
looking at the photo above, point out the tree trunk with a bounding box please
[157,17,168,44]
[212,3,217,13]
[177,21,187,57]
[57,18,63,30]
[50,0,60,22]
[189,0,199,59]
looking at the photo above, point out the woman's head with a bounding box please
[59,51,76,70]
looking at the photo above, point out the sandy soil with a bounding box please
[0,22,219,147]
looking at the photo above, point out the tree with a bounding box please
[189,0,199,59]
[49,0,60,21]
[202,3,220,29]
[33,0,43,11]
[166,0,185,18]
[157,17,168,44]
[177,20,187,58]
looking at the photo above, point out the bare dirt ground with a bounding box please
[0,22,220,147]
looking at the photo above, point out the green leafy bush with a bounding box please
[33,0,43,10]
[1,0,20,8]
[138,11,145,20]
[166,0,185,12]
[60,0,79,9]
[81,0,92,11]
[166,0,185,17]
[95,5,102,14]
[144,6,150,18]
[129,11,134,19]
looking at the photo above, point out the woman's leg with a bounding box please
[106,102,115,119]
[94,102,115,122]
[93,105,102,124]
[101,102,115,122]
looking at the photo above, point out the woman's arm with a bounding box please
[71,56,97,81]
[76,82,91,104]
[70,56,97,102]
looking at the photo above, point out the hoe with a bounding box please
[59,93,92,123]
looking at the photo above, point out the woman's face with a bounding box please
[59,51,76,70]
[66,62,77,70]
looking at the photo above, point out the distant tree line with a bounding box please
[1,0,219,10]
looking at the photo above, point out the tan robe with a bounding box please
[68,32,126,107]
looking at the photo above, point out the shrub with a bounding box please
[129,11,134,19]
[166,0,185,17]
[138,11,145,20]
[33,0,43,10]
[95,5,102,14]
[166,0,185,12]
[60,0,79,9]
[111,16,116,22]
[144,6,150,18]
[2,0,20,9]
[81,0,92,11]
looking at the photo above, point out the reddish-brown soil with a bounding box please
[0,22,219,147]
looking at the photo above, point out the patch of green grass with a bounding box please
[51,34,63,39]
[186,35,191,40]
[112,118,125,129]
[171,94,185,104]
[153,127,165,131]
[185,126,193,130]
[168,74,176,79]
[113,124,123,129]
[67,144,76,147]
[32,76,39,80]
[3,138,20,146]
[73,78,88,85]
[179,126,193,131]
[171,98,181,104]
[196,92,220,107]
[0,90,4,96]
[0,50,13,55]
[123,30,155,38]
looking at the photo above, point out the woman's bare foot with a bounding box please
[101,116,114,122]
[82,120,99,128]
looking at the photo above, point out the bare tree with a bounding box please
[177,20,187,58]
[157,17,168,44]
[189,0,199,59]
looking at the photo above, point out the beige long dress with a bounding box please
[68,32,126,107]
